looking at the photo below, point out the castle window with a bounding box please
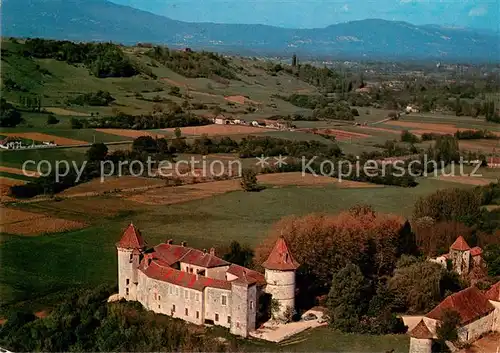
[250,301,254,310]
[196,311,200,319]
[185,308,189,316]
[126,279,130,285]
[126,288,129,296]
[190,292,195,300]
[129,254,133,262]
[154,293,157,300]
[196,293,200,301]
[184,290,188,299]
[215,313,219,322]
[221,295,227,306]
[169,287,173,294]
[227,316,231,324]
[172,304,176,312]
[158,304,161,309]
[158,295,161,301]
[189,268,194,273]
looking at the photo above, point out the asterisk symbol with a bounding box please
[255,154,270,167]
[274,155,288,167]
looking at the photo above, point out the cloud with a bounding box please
[468,6,487,17]
[341,4,349,12]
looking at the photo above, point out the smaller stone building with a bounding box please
[430,236,483,275]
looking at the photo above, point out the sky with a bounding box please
[111,0,499,31]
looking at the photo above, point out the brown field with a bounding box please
[433,175,495,186]
[60,176,167,196]
[459,139,499,152]
[128,172,381,205]
[258,172,382,188]
[0,166,40,177]
[224,95,260,105]
[0,207,86,236]
[45,107,90,116]
[31,196,146,218]
[300,128,371,140]
[127,179,241,205]
[94,129,165,139]
[385,121,500,136]
[0,177,26,202]
[358,126,401,134]
[163,124,271,136]
[1,132,87,146]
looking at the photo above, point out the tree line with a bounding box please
[23,38,142,78]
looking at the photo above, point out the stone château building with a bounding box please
[115,223,299,337]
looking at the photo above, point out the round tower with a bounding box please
[262,237,299,321]
[116,223,145,300]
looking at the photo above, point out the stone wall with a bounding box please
[409,337,432,353]
[204,287,232,327]
[118,248,137,300]
[459,312,494,343]
[136,271,204,325]
[264,269,295,318]
[491,301,500,331]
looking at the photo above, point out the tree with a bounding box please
[132,136,158,154]
[0,98,23,127]
[436,309,461,342]
[292,54,297,67]
[46,114,59,125]
[413,188,483,225]
[326,264,366,332]
[240,169,263,192]
[484,244,500,276]
[70,117,84,129]
[388,259,463,313]
[86,143,108,162]
[222,241,254,268]
[174,127,182,139]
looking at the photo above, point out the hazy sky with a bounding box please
[111,0,499,30]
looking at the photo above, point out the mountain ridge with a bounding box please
[3,0,499,62]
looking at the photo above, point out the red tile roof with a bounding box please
[426,287,494,325]
[154,244,229,268]
[409,320,434,339]
[227,264,266,286]
[262,237,300,271]
[470,246,483,257]
[116,223,145,249]
[450,236,471,251]
[485,281,500,302]
[140,259,231,290]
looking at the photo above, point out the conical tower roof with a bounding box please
[262,237,299,271]
[450,236,470,251]
[116,223,145,249]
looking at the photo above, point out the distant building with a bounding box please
[115,224,299,337]
[214,115,232,125]
[405,105,420,114]
[429,236,483,275]
[488,157,500,169]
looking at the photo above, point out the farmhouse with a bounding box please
[115,224,299,337]
[409,284,500,353]
[213,115,233,125]
[488,157,500,168]
[429,236,483,276]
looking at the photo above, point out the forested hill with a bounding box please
[3,0,499,62]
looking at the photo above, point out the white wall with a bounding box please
[409,338,432,353]
[459,312,494,342]
[204,287,232,328]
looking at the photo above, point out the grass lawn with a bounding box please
[239,327,409,352]
[0,148,87,170]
